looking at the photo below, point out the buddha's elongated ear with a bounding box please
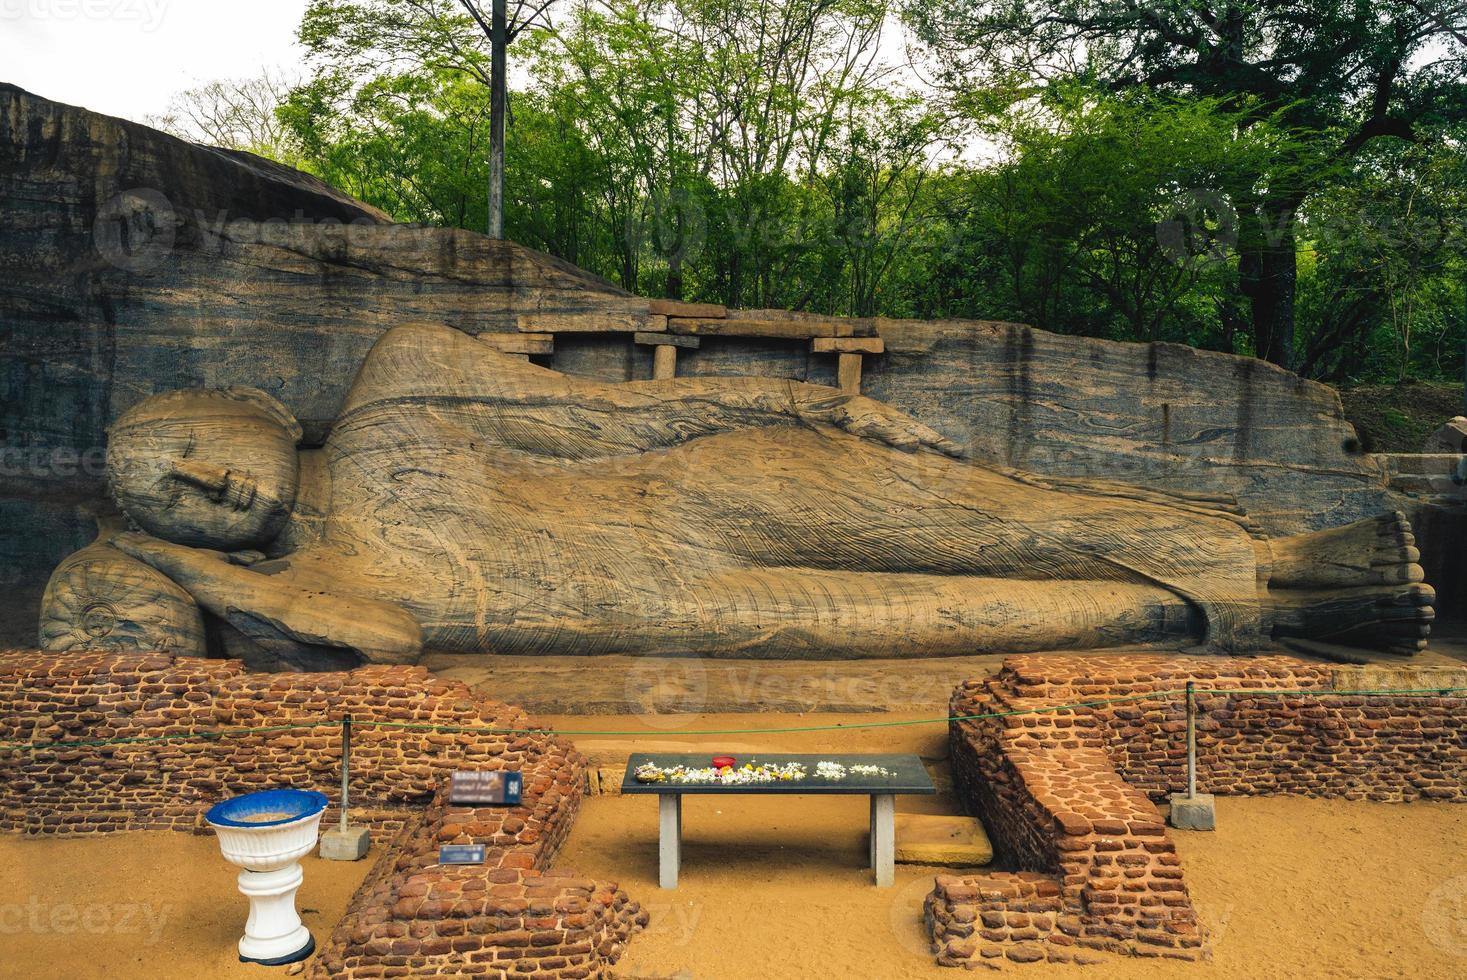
[219,387,304,444]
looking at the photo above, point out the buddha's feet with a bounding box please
[1267,511,1433,655]
[1267,511,1423,589]
[1271,581,1434,655]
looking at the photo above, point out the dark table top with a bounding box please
[620,752,936,795]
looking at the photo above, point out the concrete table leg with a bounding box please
[872,793,894,887]
[869,795,880,869]
[659,793,682,889]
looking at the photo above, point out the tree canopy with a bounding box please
[152,0,1467,385]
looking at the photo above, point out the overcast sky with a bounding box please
[0,0,311,122]
[1,0,965,161]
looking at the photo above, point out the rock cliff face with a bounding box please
[0,82,1441,646]
[0,83,645,643]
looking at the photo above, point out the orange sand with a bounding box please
[2,707,1464,979]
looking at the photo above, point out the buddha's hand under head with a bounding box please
[792,389,965,458]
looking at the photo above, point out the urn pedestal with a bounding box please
[205,789,329,965]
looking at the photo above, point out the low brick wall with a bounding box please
[931,655,1466,968]
[0,650,645,977]
[311,781,645,979]
[0,651,584,834]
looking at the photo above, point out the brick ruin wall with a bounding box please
[929,655,1466,969]
[311,782,646,979]
[0,651,645,978]
[0,651,579,834]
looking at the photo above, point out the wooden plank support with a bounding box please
[837,352,864,394]
[476,332,554,356]
[648,299,726,318]
[633,332,701,349]
[516,312,660,333]
[652,345,678,380]
[635,331,699,380]
[667,317,853,340]
[811,336,885,354]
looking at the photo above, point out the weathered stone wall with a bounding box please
[931,655,1466,968]
[0,83,648,644]
[5,81,1455,646]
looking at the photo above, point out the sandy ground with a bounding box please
[546,713,1467,980]
[0,833,371,980]
[566,793,1467,980]
[2,709,1464,980]
[532,710,955,768]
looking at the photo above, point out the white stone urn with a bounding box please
[206,789,329,965]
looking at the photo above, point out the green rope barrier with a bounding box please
[0,722,334,753]
[1,685,1461,753]
[356,690,1176,737]
[1196,687,1467,697]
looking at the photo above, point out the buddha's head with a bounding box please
[107,387,302,550]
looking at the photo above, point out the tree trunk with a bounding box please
[665,206,684,300]
[1239,201,1298,370]
[487,0,506,240]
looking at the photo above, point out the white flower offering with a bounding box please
[814,761,895,780]
[634,759,894,784]
[634,760,809,784]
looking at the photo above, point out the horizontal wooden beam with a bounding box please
[812,337,885,355]
[728,311,879,337]
[648,299,726,318]
[516,312,661,333]
[634,332,701,348]
[667,317,872,340]
[477,332,554,355]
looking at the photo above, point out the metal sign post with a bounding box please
[320,715,371,860]
[340,712,352,833]
[1169,681,1215,830]
[1186,681,1197,799]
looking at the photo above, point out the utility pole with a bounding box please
[488,0,507,240]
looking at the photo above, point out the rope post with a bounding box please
[340,715,351,834]
[321,715,370,860]
[1185,681,1197,800]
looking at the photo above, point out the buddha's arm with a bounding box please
[460,371,965,461]
[622,376,965,454]
[341,324,963,460]
[110,532,422,665]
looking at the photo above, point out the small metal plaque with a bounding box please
[437,843,486,865]
[448,770,523,806]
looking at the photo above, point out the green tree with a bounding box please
[884,89,1290,348]
[1298,139,1467,382]
[528,0,908,305]
[904,0,1467,368]
[296,0,558,235]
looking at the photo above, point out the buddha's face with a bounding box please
[107,387,302,550]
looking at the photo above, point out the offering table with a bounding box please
[621,752,936,888]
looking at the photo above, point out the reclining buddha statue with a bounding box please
[39,322,1433,669]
